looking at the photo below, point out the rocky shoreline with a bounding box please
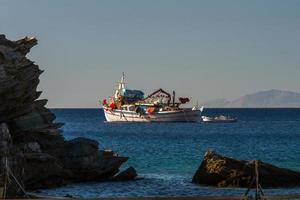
[193,151,300,188]
[1,34,300,199]
[0,35,136,198]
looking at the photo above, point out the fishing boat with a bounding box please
[101,73,203,122]
[201,115,237,123]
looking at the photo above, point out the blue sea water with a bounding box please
[40,108,300,197]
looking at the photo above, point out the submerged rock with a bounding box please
[0,34,135,197]
[192,151,300,188]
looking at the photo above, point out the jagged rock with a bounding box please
[23,152,67,189]
[113,166,137,181]
[0,123,25,198]
[66,137,99,157]
[192,151,300,188]
[23,142,42,153]
[0,35,134,197]
[61,137,128,181]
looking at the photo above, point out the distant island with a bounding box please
[201,89,300,108]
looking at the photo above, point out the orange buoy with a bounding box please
[146,107,154,114]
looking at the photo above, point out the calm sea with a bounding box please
[40,108,300,197]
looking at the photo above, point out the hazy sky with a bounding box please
[1,0,300,108]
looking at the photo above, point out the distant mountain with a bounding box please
[202,89,300,108]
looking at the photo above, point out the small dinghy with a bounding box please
[202,115,237,123]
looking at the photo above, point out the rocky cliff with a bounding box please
[192,151,300,188]
[0,35,135,198]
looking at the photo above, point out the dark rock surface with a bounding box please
[113,166,137,181]
[192,151,300,188]
[0,34,135,197]
[0,123,25,198]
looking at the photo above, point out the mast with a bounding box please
[172,90,175,107]
[115,72,126,99]
[118,72,125,90]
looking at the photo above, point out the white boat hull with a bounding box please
[103,108,201,122]
[202,116,237,123]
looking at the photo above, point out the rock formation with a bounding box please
[113,166,137,181]
[0,34,135,198]
[192,151,300,188]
